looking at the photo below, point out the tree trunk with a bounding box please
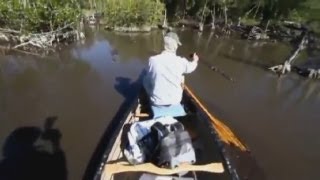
[245,4,257,17]
[199,0,208,32]
[253,1,261,19]
[93,0,97,10]
[264,20,270,33]
[89,0,93,10]
[211,8,216,30]
[200,0,208,24]
[182,0,186,20]
[237,17,241,27]
[163,9,168,28]
[223,2,228,26]
[21,0,28,8]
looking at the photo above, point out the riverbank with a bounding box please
[1,0,319,80]
[2,0,320,45]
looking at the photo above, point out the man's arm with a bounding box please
[143,59,154,96]
[183,53,199,74]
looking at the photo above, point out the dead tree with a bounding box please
[269,33,308,75]
[211,4,216,30]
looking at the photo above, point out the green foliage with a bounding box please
[104,0,165,27]
[298,0,320,21]
[161,0,320,27]
[241,17,260,26]
[296,0,320,33]
[1,0,319,33]
[0,0,81,33]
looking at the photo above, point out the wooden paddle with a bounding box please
[184,85,247,151]
[103,161,224,176]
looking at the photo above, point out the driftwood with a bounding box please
[234,20,315,43]
[247,26,269,40]
[0,23,85,54]
[269,34,308,75]
[0,28,21,34]
[294,65,320,79]
[0,45,43,57]
[283,21,304,30]
[308,69,320,79]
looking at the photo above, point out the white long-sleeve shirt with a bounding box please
[143,51,198,105]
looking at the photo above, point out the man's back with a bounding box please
[143,51,197,106]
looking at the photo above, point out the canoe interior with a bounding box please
[94,89,264,180]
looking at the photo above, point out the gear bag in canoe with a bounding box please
[123,116,196,168]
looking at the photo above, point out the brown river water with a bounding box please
[0,28,319,180]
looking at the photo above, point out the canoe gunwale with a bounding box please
[185,92,240,180]
[93,96,140,180]
[184,90,265,180]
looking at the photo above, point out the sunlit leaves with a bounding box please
[0,0,80,33]
[104,0,165,27]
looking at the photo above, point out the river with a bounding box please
[0,28,319,180]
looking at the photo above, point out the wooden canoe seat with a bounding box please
[134,113,150,118]
[139,174,194,180]
[103,161,224,176]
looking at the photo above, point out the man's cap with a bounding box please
[164,32,182,46]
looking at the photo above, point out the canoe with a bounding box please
[89,86,264,180]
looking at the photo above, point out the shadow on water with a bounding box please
[0,116,67,180]
[296,56,320,69]
[83,70,146,180]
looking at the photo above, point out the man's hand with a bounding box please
[193,53,199,62]
[189,53,199,62]
[181,75,185,89]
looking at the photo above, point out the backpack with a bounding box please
[124,118,196,168]
[153,122,196,169]
[137,122,169,161]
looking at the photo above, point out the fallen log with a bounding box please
[308,69,320,79]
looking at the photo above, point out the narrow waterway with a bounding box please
[0,29,319,180]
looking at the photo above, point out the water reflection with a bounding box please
[0,117,67,180]
[103,31,164,61]
[83,70,146,180]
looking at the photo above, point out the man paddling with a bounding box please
[143,32,199,118]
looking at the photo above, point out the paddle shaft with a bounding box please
[184,85,247,151]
